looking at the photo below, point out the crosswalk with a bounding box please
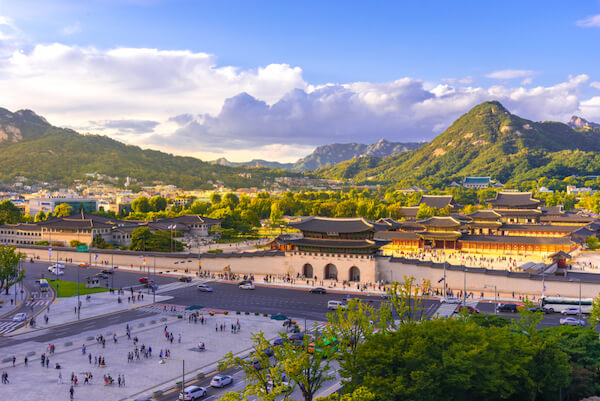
[0,320,23,335]
[25,299,52,307]
[137,303,187,314]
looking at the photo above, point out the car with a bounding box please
[238,280,253,286]
[289,332,305,342]
[48,267,64,276]
[179,276,193,282]
[178,385,207,400]
[250,359,263,370]
[101,269,113,275]
[525,306,550,314]
[496,303,519,313]
[560,317,585,326]
[197,284,213,292]
[240,283,255,290]
[13,312,27,322]
[78,263,90,267]
[561,307,583,316]
[457,305,479,314]
[440,297,461,304]
[139,277,149,284]
[272,338,283,346]
[309,287,327,294]
[210,374,233,387]
[95,273,109,279]
[327,300,347,310]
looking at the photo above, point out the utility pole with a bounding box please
[443,261,447,299]
[153,256,156,303]
[463,267,467,304]
[111,253,114,289]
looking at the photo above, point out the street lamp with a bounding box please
[569,278,582,320]
[484,284,497,315]
[168,224,177,253]
[159,358,186,397]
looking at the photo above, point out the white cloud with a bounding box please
[576,14,600,28]
[591,82,600,90]
[60,22,81,36]
[0,41,596,162]
[486,69,537,80]
[521,77,533,85]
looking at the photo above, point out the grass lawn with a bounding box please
[48,279,109,298]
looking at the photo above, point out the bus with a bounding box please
[39,279,49,292]
[540,296,593,314]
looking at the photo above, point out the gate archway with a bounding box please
[303,263,313,278]
[349,266,360,282]
[325,263,338,280]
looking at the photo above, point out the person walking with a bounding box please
[12,356,15,367]
[69,385,74,400]
[58,371,63,384]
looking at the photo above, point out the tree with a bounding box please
[270,203,284,225]
[131,196,150,213]
[91,234,110,249]
[188,200,210,215]
[70,240,85,248]
[316,387,375,401]
[34,210,47,222]
[385,277,424,326]
[148,195,167,212]
[130,227,152,251]
[53,203,73,217]
[210,193,222,206]
[0,245,26,295]
[0,200,22,225]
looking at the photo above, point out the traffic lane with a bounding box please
[165,282,441,322]
[22,261,178,289]
[474,301,585,328]
[157,366,244,401]
[0,308,157,348]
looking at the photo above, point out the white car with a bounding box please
[178,385,207,400]
[560,317,585,326]
[13,312,27,322]
[440,297,461,304]
[197,284,213,292]
[48,267,64,276]
[210,374,233,388]
[561,307,583,316]
[239,283,255,290]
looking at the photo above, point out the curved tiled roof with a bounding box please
[288,217,388,233]
[417,216,461,227]
[487,192,540,207]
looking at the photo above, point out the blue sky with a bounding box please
[1,0,600,161]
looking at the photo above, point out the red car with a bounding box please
[139,277,149,284]
[457,305,480,314]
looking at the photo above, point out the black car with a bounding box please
[496,303,519,313]
[95,273,109,279]
[179,276,193,282]
[309,287,327,294]
[526,306,550,314]
[101,269,114,275]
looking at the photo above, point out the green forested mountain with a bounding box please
[0,108,297,189]
[319,101,600,187]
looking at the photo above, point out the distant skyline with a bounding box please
[1,0,599,162]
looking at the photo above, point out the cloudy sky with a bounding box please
[1,1,600,162]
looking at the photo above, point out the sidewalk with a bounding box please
[0,284,27,319]
[0,311,283,401]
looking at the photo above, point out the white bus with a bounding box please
[540,296,593,314]
[39,279,49,292]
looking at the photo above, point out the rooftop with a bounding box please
[486,192,541,208]
[288,216,388,233]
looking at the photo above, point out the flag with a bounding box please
[438,277,444,283]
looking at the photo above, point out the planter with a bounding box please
[245,311,250,315]
[196,372,205,380]
[209,311,215,316]
[236,311,241,315]
[224,311,229,315]
[153,391,163,398]
[177,315,183,319]
[254,312,259,316]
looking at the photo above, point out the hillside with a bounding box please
[292,139,422,171]
[0,108,298,189]
[319,101,600,187]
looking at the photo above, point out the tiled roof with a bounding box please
[467,210,501,220]
[288,217,388,233]
[487,192,540,207]
[283,238,380,249]
[417,216,461,227]
[500,224,580,233]
[460,234,573,245]
[463,176,491,184]
[416,195,455,209]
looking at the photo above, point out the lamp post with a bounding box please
[484,284,497,315]
[570,278,582,320]
[159,358,186,397]
[463,267,467,304]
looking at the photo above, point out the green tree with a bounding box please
[270,203,284,225]
[69,240,85,248]
[0,245,26,295]
[210,193,222,206]
[131,196,150,213]
[91,234,109,249]
[34,210,47,222]
[148,195,167,212]
[53,203,73,217]
[188,200,210,215]
[130,227,152,251]
[0,200,22,225]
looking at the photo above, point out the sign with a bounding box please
[48,247,52,258]
[77,245,89,252]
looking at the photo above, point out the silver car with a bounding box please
[440,297,461,304]
[210,374,233,388]
[560,317,585,326]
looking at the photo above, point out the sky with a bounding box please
[1,0,600,162]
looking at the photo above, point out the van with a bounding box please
[496,303,518,313]
[327,300,347,310]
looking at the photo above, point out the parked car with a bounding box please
[561,307,583,316]
[178,385,207,400]
[250,359,262,371]
[496,303,519,313]
[95,272,109,279]
[289,332,305,342]
[197,284,213,292]
[179,276,193,282]
[457,305,480,314]
[13,312,27,322]
[560,317,585,326]
[101,269,113,275]
[525,306,550,314]
[78,263,90,267]
[440,297,461,304]
[138,277,149,284]
[210,374,233,388]
[309,287,327,294]
[240,283,255,290]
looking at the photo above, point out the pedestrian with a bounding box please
[122,373,125,387]
[24,356,28,366]
[58,371,63,384]
[69,385,74,400]
[88,353,92,364]
[46,357,50,368]
[12,356,15,367]
[178,334,181,343]
[118,374,121,387]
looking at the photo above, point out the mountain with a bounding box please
[292,139,423,171]
[568,116,600,132]
[211,139,423,171]
[0,108,299,189]
[319,101,600,187]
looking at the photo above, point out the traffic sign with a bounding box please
[77,245,89,252]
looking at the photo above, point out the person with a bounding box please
[24,356,28,366]
[58,371,63,384]
[12,356,15,367]
[69,385,74,400]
